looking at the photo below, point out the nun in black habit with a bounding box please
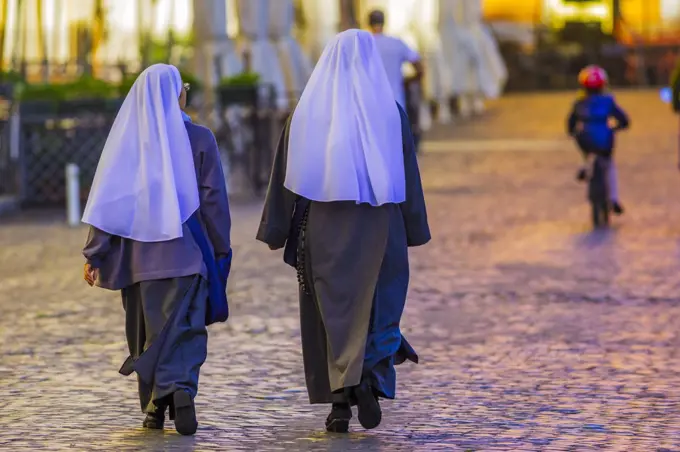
[256,29,430,433]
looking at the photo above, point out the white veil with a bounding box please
[81,64,199,242]
[284,29,405,206]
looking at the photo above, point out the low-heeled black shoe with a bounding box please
[172,390,198,436]
[576,168,588,182]
[612,202,624,215]
[325,403,352,433]
[142,407,166,430]
[353,380,381,430]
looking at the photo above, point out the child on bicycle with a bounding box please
[567,65,630,214]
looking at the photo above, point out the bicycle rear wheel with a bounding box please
[591,202,601,228]
[600,202,610,226]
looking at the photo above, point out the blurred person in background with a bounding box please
[568,65,630,215]
[368,9,424,152]
[257,29,430,434]
[82,64,232,436]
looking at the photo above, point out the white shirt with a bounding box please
[372,33,420,108]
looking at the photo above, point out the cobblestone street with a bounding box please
[3,91,680,451]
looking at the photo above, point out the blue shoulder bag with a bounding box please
[185,211,231,326]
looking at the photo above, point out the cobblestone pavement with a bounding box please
[2,91,680,451]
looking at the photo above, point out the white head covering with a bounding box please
[284,29,405,206]
[82,64,199,242]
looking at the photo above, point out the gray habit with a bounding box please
[120,275,208,413]
[82,121,230,413]
[257,104,430,404]
[82,121,231,291]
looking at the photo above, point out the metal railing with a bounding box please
[0,84,292,207]
[0,85,17,197]
[16,100,121,206]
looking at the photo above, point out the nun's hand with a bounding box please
[84,263,99,287]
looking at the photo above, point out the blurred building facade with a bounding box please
[4,1,680,81]
[484,0,680,43]
[0,0,507,118]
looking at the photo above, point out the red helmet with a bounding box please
[578,65,608,90]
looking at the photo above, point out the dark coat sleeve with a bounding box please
[566,102,578,136]
[398,105,431,247]
[610,101,630,131]
[256,117,297,250]
[82,226,113,268]
[197,128,231,257]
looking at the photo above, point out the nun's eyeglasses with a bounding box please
[183,83,191,92]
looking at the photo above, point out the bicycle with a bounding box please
[586,154,610,228]
[575,127,624,229]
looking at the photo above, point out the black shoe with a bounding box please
[142,406,166,430]
[576,168,588,182]
[172,390,198,436]
[325,403,352,433]
[612,202,624,215]
[353,380,382,430]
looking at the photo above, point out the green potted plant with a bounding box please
[217,71,261,107]
[17,83,68,115]
[18,76,121,116]
[58,76,120,115]
[0,70,26,99]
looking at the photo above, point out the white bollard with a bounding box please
[458,95,472,119]
[65,163,81,227]
[473,96,486,115]
[437,101,453,125]
[9,111,19,159]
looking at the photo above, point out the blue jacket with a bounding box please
[567,93,630,157]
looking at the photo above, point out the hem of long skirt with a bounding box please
[365,335,420,401]
[308,390,350,405]
[372,386,396,401]
[310,382,392,405]
[365,373,395,401]
[143,384,197,413]
[308,385,397,405]
[309,387,394,405]
[309,337,419,405]
[395,334,419,365]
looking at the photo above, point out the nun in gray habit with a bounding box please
[256,29,430,433]
[81,64,231,435]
